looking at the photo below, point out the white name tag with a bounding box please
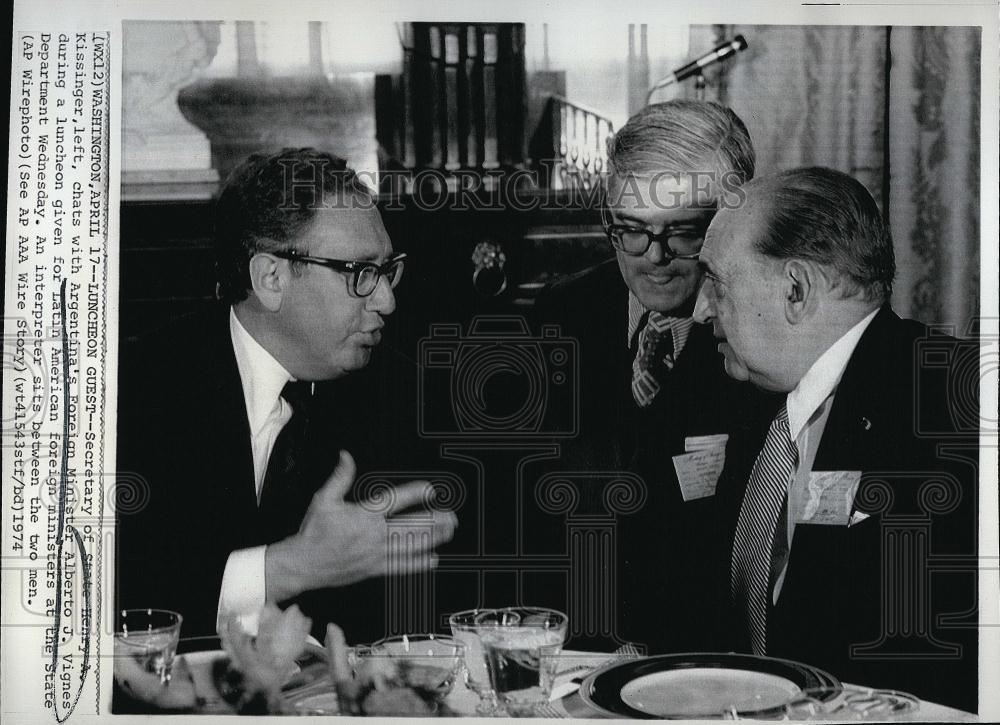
[796,470,862,526]
[684,434,729,452]
[672,446,726,501]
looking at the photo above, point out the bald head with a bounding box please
[694,167,894,392]
[735,168,896,303]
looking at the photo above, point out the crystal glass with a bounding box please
[719,685,920,720]
[449,608,521,715]
[354,634,466,705]
[475,607,568,716]
[114,608,183,685]
[781,686,919,720]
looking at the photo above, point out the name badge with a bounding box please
[796,470,862,526]
[685,434,729,452]
[672,445,726,501]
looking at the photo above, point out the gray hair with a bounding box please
[607,100,755,205]
[214,147,373,303]
[747,167,895,303]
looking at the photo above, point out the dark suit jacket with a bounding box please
[714,305,979,712]
[115,306,385,642]
[534,260,772,652]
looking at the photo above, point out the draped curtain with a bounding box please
[721,25,980,333]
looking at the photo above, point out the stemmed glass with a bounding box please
[448,608,520,715]
[475,606,569,716]
[114,608,183,685]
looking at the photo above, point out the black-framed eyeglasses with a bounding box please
[272,251,407,297]
[600,205,711,259]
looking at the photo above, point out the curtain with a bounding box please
[721,25,980,332]
[887,27,981,334]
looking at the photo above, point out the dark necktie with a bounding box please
[730,402,798,655]
[258,380,313,540]
[631,312,676,407]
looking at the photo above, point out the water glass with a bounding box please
[475,607,568,716]
[449,608,520,715]
[114,608,183,684]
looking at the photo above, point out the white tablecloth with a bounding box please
[444,651,979,721]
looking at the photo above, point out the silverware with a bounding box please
[554,642,642,678]
[614,642,642,658]
[534,702,567,718]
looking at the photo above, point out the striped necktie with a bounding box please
[631,312,675,408]
[730,402,798,655]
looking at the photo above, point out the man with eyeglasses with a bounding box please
[116,148,457,643]
[535,101,767,652]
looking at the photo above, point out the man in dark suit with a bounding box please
[534,101,766,652]
[694,166,979,711]
[116,149,457,642]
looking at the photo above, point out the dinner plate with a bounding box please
[579,652,840,719]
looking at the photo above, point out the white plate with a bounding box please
[579,652,840,719]
[620,667,801,718]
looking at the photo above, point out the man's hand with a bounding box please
[114,655,199,711]
[264,451,457,603]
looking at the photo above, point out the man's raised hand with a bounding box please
[265,451,457,603]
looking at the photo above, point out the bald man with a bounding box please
[695,167,979,711]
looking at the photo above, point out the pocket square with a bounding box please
[849,510,871,527]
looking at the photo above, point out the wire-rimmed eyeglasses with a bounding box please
[600,204,710,260]
[272,251,407,297]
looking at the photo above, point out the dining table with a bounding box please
[119,637,981,720]
[442,650,980,721]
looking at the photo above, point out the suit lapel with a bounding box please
[763,308,896,660]
[203,308,259,530]
[606,270,638,466]
[811,305,897,473]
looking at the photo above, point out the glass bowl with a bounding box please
[354,634,465,702]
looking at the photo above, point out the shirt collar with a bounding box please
[786,308,879,440]
[229,307,294,436]
[627,292,647,346]
[626,291,695,353]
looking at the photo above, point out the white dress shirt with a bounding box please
[216,308,295,632]
[626,291,695,358]
[771,308,879,602]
